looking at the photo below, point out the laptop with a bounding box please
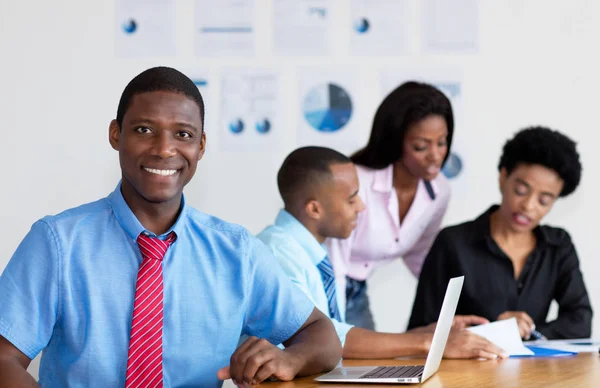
[315,276,464,384]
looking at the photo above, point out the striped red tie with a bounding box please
[125,232,176,388]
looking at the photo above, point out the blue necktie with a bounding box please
[317,256,342,321]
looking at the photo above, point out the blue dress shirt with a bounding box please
[257,210,353,346]
[0,184,314,387]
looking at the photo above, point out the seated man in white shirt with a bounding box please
[257,146,508,360]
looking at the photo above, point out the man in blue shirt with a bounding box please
[0,67,341,387]
[258,146,509,360]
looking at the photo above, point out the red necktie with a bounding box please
[125,232,176,388]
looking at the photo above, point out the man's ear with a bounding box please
[197,131,207,162]
[305,199,322,221]
[109,120,120,151]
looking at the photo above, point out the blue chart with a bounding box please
[303,83,353,132]
[229,119,244,134]
[354,18,370,34]
[442,152,463,179]
[122,19,137,34]
[256,119,271,134]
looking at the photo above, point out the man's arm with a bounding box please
[344,328,429,359]
[343,326,507,360]
[0,336,38,388]
[0,221,60,388]
[281,307,342,373]
[217,308,341,385]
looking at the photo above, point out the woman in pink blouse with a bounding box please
[326,81,454,329]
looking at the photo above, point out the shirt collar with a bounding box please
[371,164,438,200]
[274,209,328,266]
[106,181,188,241]
[476,205,559,246]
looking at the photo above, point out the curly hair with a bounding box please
[352,81,454,169]
[498,126,582,197]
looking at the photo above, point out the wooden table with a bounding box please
[264,353,600,387]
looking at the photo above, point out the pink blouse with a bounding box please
[326,164,450,282]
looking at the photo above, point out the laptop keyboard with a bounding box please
[360,366,424,379]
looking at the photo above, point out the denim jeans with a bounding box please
[345,276,375,330]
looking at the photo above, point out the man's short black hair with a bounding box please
[116,66,205,129]
[498,126,582,197]
[277,146,352,207]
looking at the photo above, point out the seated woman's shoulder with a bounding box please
[538,224,573,245]
[437,218,479,243]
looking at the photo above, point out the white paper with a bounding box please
[349,0,411,55]
[468,318,534,356]
[297,68,363,152]
[380,67,464,179]
[219,69,282,151]
[115,0,175,57]
[194,0,255,57]
[273,0,332,56]
[422,0,478,53]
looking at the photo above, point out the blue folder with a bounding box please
[510,346,578,358]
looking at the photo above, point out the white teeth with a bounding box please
[516,214,530,223]
[144,167,177,176]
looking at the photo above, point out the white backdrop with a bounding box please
[1,0,600,380]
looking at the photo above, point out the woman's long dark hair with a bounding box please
[352,81,454,169]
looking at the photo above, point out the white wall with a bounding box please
[1,0,600,379]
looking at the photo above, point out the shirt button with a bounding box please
[518,283,524,289]
[364,263,368,268]
[395,238,399,242]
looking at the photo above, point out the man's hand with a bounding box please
[217,337,300,387]
[498,311,534,340]
[444,330,509,360]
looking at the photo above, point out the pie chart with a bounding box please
[442,152,463,179]
[122,19,137,34]
[303,83,353,132]
[256,118,271,134]
[354,18,370,34]
[229,119,244,134]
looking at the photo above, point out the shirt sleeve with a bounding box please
[242,233,315,345]
[0,220,60,359]
[403,191,450,278]
[537,233,593,339]
[407,229,454,330]
[267,241,354,346]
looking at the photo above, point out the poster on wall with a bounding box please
[349,0,411,56]
[219,69,282,152]
[421,0,478,53]
[194,0,256,57]
[273,0,332,56]
[180,69,214,135]
[297,68,363,152]
[380,68,465,179]
[115,0,176,57]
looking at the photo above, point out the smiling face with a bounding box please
[401,114,449,181]
[109,90,206,208]
[497,164,564,233]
